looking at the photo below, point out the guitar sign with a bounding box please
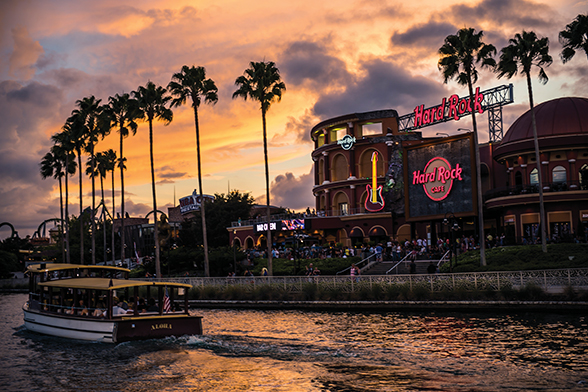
[365,151,385,212]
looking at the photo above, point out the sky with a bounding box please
[1,0,587,239]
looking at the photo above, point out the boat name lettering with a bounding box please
[151,323,172,330]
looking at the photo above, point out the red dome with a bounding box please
[494,97,588,159]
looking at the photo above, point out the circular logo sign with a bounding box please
[337,135,356,150]
[412,157,463,201]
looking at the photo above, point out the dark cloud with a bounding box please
[280,40,351,89]
[158,171,188,179]
[449,0,556,30]
[312,58,446,119]
[270,169,314,210]
[123,199,152,217]
[391,22,456,48]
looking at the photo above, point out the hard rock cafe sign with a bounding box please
[412,157,463,201]
[337,134,356,150]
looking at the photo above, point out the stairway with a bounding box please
[361,260,438,275]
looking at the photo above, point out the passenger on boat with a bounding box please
[146,297,159,312]
[137,298,147,313]
[112,300,127,316]
[93,301,106,317]
[77,300,89,316]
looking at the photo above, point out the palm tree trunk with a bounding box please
[91,145,97,265]
[59,177,65,263]
[527,72,548,252]
[194,107,210,277]
[65,154,71,264]
[77,147,84,264]
[100,174,106,263]
[149,117,161,278]
[120,131,126,265]
[467,77,487,266]
[111,169,116,264]
[262,108,273,276]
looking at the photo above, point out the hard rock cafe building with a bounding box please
[230,91,588,249]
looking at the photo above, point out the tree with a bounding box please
[40,146,66,262]
[103,149,117,264]
[232,61,286,276]
[168,65,218,277]
[103,93,139,264]
[559,13,588,63]
[496,30,552,253]
[132,82,173,278]
[69,96,105,264]
[51,125,77,263]
[438,27,496,266]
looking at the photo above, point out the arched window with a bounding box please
[359,149,385,178]
[318,158,324,183]
[515,171,523,187]
[530,168,539,185]
[580,164,588,190]
[332,191,349,216]
[331,154,348,182]
[552,165,567,184]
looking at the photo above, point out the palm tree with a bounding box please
[559,13,588,63]
[88,152,108,263]
[51,125,77,263]
[168,65,218,277]
[103,93,139,264]
[132,81,173,278]
[232,61,286,276]
[72,96,106,264]
[496,31,552,253]
[103,149,118,264]
[40,147,66,262]
[438,28,496,266]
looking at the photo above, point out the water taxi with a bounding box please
[23,263,202,343]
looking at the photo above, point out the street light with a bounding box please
[436,132,449,137]
[457,128,471,132]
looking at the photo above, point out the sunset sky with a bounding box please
[1,0,586,238]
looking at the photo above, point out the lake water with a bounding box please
[2,293,588,391]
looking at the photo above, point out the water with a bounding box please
[2,293,588,391]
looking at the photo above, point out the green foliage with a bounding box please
[0,250,21,278]
[250,256,361,276]
[442,243,588,273]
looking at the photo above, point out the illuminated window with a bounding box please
[552,165,566,183]
[530,168,539,185]
[580,164,588,190]
[339,202,349,216]
[330,127,346,142]
[317,133,325,147]
[331,154,348,182]
[361,123,382,137]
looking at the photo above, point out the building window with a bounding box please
[331,154,348,182]
[318,158,324,183]
[360,122,382,137]
[515,171,522,187]
[330,127,346,142]
[339,202,349,216]
[552,165,567,184]
[317,133,325,147]
[359,149,384,178]
[581,164,588,190]
[530,168,539,185]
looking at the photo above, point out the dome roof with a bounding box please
[494,97,588,160]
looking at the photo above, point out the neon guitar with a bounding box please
[365,151,385,212]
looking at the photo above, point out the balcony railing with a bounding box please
[484,180,586,202]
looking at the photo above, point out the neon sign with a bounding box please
[413,87,484,128]
[412,157,463,201]
[179,190,215,214]
[337,135,356,150]
[365,151,385,212]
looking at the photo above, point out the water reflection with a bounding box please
[3,294,588,391]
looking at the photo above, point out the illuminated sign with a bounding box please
[337,135,356,150]
[404,134,475,221]
[413,87,484,128]
[281,219,304,230]
[365,151,385,212]
[412,157,464,201]
[179,190,214,214]
[254,222,278,233]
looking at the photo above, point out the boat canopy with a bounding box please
[27,263,131,274]
[38,278,192,291]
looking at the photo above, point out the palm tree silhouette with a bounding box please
[559,13,588,63]
[40,146,66,262]
[438,27,496,266]
[169,65,218,277]
[103,93,139,264]
[496,30,552,253]
[233,61,286,276]
[133,82,173,278]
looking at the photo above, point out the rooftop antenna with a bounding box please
[173,186,176,206]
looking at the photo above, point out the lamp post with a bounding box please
[233,230,237,274]
[443,212,460,272]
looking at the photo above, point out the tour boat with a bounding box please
[23,263,202,343]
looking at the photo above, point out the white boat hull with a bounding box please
[23,306,116,343]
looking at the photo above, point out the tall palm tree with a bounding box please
[438,27,496,266]
[88,152,108,263]
[103,149,118,264]
[232,61,286,276]
[168,65,218,277]
[103,93,139,264]
[132,81,173,278]
[40,147,66,262]
[72,96,105,264]
[51,125,77,263]
[496,30,552,253]
[559,13,588,63]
